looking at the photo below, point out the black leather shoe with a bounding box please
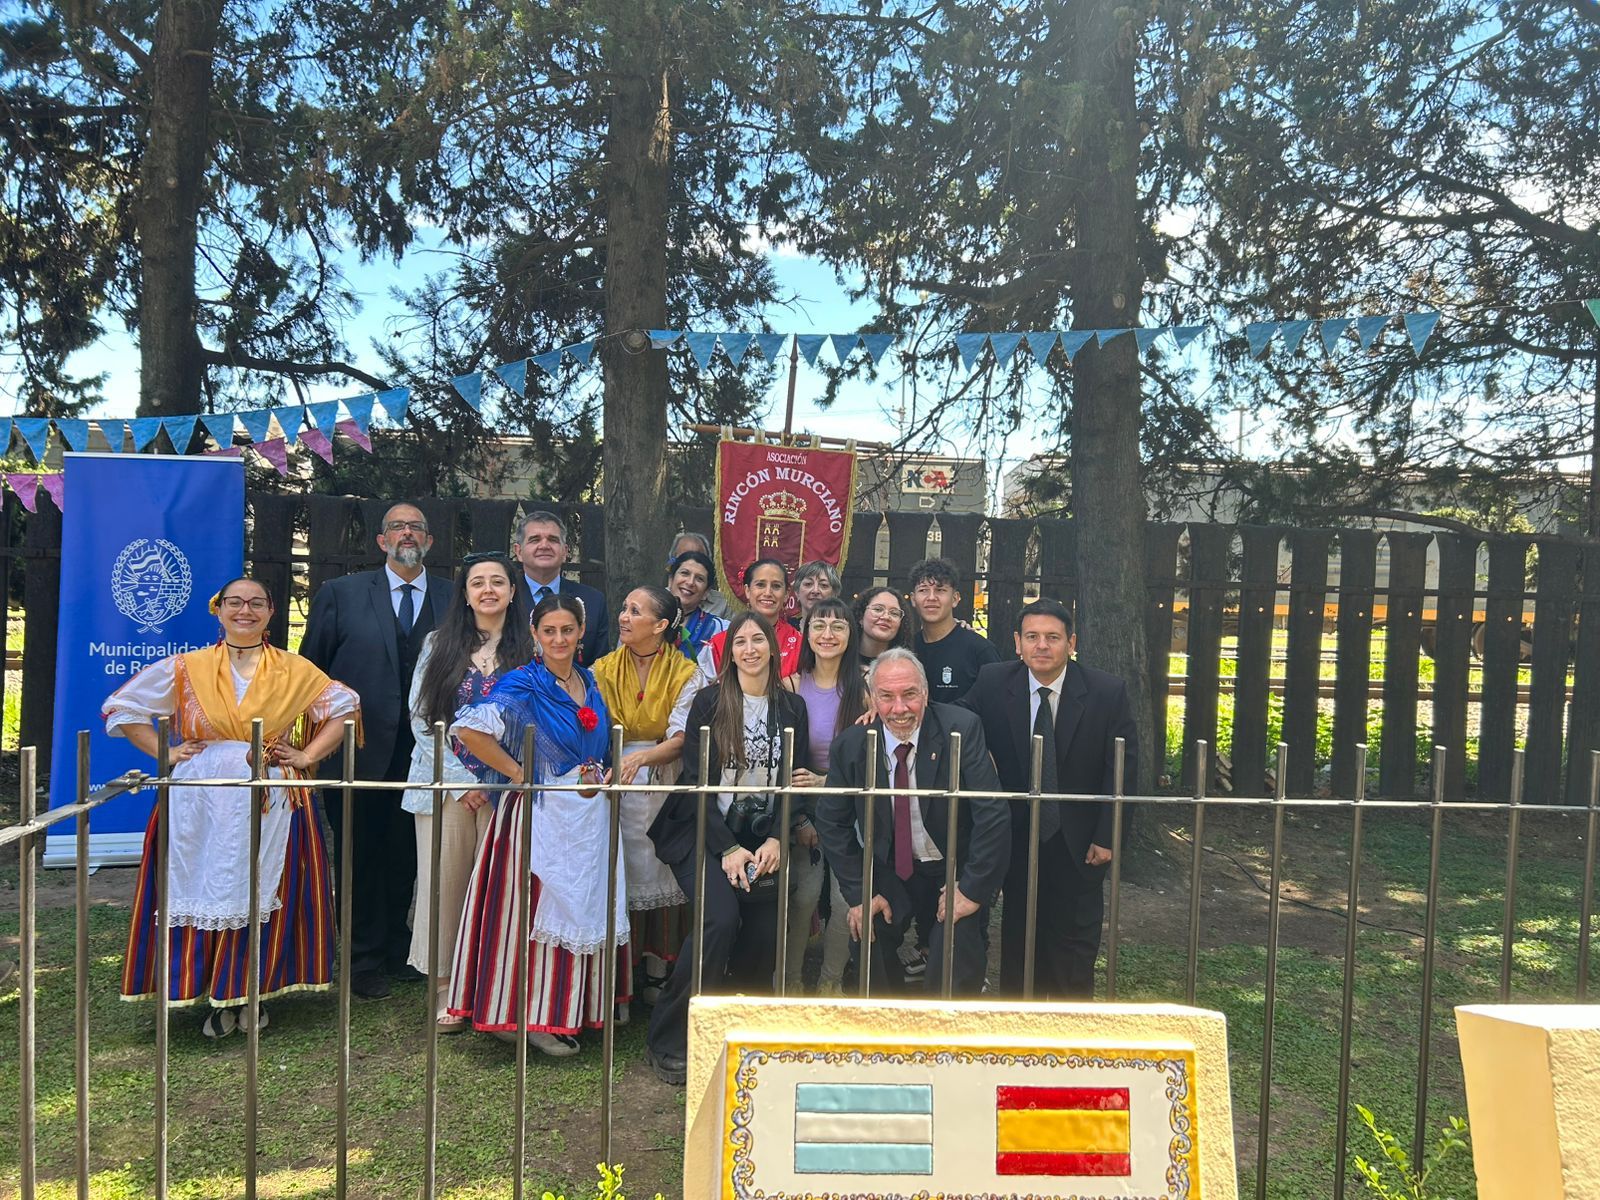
[351,970,391,1000]
[390,963,427,983]
[645,1045,687,1086]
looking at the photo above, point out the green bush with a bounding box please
[1352,1104,1470,1200]
[541,1163,663,1200]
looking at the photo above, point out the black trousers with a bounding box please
[325,739,417,978]
[647,851,779,1060]
[863,858,988,996]
[998,828,1105,999]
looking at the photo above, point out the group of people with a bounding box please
[106,503,1137,1085]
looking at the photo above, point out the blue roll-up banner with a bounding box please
[44,454,245,866]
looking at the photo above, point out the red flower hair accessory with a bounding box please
[576,706,599,732]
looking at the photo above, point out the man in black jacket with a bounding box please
[962,598,1138,999]
[300,502,453,999]
[512,510,608,665]
[817,648,1009,994]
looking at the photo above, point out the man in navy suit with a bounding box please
[962,598,1138,999]
[301,501,453,999]
[513,510,609,664]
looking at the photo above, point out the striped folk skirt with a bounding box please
[120,790,334,1007]
[446,793,631,1035]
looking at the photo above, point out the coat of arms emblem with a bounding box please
[112,539,193,633]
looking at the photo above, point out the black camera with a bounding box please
[725,793,775,849]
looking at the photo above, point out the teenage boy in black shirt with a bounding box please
[910,557,1001,705]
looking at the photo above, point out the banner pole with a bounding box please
[782,337,800,441]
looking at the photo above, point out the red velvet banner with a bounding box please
[713,439,859,605]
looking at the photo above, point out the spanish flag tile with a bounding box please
[994,1085,1132,1177]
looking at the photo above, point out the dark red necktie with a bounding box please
[893,742,914,881]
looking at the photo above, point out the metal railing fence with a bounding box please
[4,727,1595,1198]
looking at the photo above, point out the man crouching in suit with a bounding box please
[816,648,1009,994]
[963,598,1138,1000]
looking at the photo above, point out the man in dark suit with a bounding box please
[300,501,453,999]
[963,597,1138,999]
[512,510,609,665]
[817,648,1010,994]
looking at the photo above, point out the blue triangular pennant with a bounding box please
[98,419,127,451]
[1096,328,1132,346]
[828,333,860,364]
[0,418,11,454]
[1134,327,1166,355]
[530,350,563,376]
[564,340,595,366]
[162,415,198,452]
[1279,319,1314,355]
[1319,318,1355,353]
[954,333,988,371]
[988,333,1023,366]
[129,417,164,451]
[1025,333,1059,365]
[859,334,895,364]
[648,330,682,349]
[377,387,409,423]
[342,394,375,432]
[1588,299,1600,329]
[1059,331,1095,362]
[14,418,49,462]
[494,359,528,396]
[201,413,236,448]
[718,333,754,363]
[752,333,788,362]
[1245,322,1279,358]
[307,401,340,432]
[54,419,89,452]
[1355,313,1392,351]
[684,332,720,369]
[1171,325,1206,351]
[795,335,826,367]
[1404,312,1440,357]
[238,409,274,445]
[451,372,484,411]
[271,406,302,445]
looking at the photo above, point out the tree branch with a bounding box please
[198,347,387,390]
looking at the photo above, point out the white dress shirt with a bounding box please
[1028,666,1066,727]
[881,723,942,862]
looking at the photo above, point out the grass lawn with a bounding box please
[2,798,1587,1198]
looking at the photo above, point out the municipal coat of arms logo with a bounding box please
[112,539,192,633]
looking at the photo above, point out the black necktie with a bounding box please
[398,582,416,637]
[1034,684,1061,839]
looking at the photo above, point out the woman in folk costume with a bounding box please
[447,591,630,1056]
[106,578,360,1039]
[592,585,702,1006]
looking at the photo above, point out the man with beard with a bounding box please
[301,502,453,999]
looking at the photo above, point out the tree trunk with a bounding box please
[1067,0,1154,795]
[137,0,224,416]
[601,19,674,617]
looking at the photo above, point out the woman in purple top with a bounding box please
[783,597,868,992]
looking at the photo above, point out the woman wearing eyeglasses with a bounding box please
[106,578,360,1038]
[402,553,536,1030]
[855,586,916,667]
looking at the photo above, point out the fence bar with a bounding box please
[423,721,446,1200]
[1106,737,1126,1000]
[1022,734,1044,1000]
[18,744,36,1200]
[600,723,624,1168]
[1332,743,1368,1200]
[513,726,535,1200]
[244,720,265,1200]
[1253,744,1289,1200]
[1581,751,1600,1000]
[1500,751,1525,1001]
[774,727,795,999]
[859,729,879,1000]
[939,731,963,1000]
[692,728,711,996]
[1185,741,1208,1005]
[336,721,355,1200]
[74,732,90,1200]
[1413,746,1447,1167]
[155,720,172,1200]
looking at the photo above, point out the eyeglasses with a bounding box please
[384,520,428,533]
[220,596,270,612]
[865,604,904,619]
[809,619,852,635]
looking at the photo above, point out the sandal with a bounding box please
[529,1031,581,1058]
[436,1014,467,1034]
[237,1004,269,1033]
[201,1009,237,1040]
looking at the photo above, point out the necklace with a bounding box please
[225,640,264,655]
[628,644,661,700]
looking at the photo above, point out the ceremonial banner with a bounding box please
[714,439,858,605]
[44,454,245,866]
